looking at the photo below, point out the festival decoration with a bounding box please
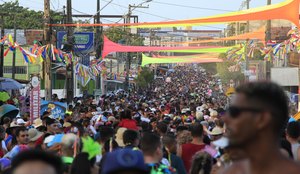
[141,54,222,66]
[3,35,74,65]
[74,60,105,86]
[164,47,230,53]
[81,136,102,160]
[161,27,266,45]
[102,36,223,58]
[49,0,300,28]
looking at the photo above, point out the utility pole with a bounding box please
[124,4,149,91]
[43,0,52,100]
[12,15,16,79]
[66,0,74,104]
[245,0,250,82]
[266,0,272,44]
[266,0,272,80]
[0,15,4,77]
[95,0,103,93]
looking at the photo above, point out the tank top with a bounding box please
[181,143,205,173]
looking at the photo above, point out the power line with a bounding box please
[103,0,223,29]
[151,0,233,12]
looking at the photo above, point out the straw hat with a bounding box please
[33,118,43,128]
[28,128,43,142]
[115,128,127,147]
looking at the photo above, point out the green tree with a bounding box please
[216,61,244,83]
[104,27,144,46]
[0,1,63,29]
[135,67,154,89]
[201,63,217,74]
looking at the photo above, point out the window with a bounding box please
[4,66,27,74]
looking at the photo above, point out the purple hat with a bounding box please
[102,148,149,174]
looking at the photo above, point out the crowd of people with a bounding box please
[0,65,300,174]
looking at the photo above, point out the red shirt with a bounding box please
[118,119,138,130]
[181,143,205,173]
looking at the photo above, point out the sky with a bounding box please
[2,0,285,29]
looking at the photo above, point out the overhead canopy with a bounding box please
[50,0,300,28]
[141,54,223,66]
[102,36,223,58]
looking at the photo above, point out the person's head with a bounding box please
[141,133,163,163]
[123,130,140,147]
[286,121,300,141]
[11,150,63,174]
[45,118,61,134]
[70,153,97,174]
[42,111,51,119]
[101,148,149,174]
[225,82,289,148]
[28,128,43,148]
[15,127,29,145]
[190,152,212,174]
[61,133,78,157]
[156,122,168,136]
[120,109,132,120]
[189,123,203,138]
[162,134,177,154]
[176,130,193,145]
[64,114,71,121]
[97,126,114,144]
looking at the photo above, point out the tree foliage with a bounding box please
[135,67,154,89]
[104,27,144,46]
[0,1,63,29]
[216,61,244,83]
[201,63,217,75]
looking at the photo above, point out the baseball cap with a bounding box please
[101,148,149,174]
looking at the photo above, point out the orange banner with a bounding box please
[49,0,300,27]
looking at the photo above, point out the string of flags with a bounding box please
[226,28,300,64]
[3,35,74,65]
[75,60,106,87]
[1,34,106,86]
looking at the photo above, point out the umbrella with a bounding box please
[0,104,19,123]
[0,78,23,90]
[0,91,10,102]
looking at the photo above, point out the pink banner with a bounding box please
[30,75,41,124]
[102,36,222,58]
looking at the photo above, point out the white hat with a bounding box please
[44,135,55,144]
[16,119,26,125]
[207,127,224,136]
[212,137,229,148]
[10,121,20,128]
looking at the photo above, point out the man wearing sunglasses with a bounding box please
[222,81,300,174]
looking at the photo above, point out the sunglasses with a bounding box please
[227,106,263,118]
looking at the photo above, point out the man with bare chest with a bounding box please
[221,82,300,174]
